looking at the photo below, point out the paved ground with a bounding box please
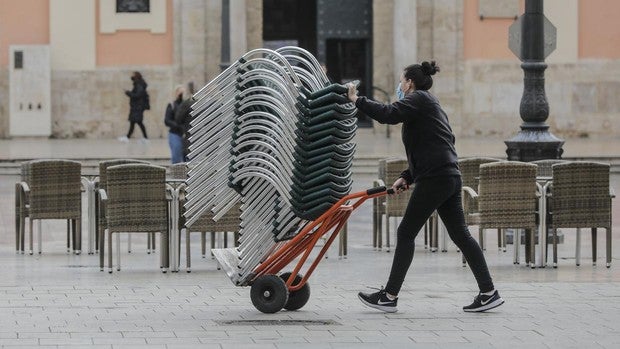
[0,132,619,348]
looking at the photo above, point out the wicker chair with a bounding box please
[98,164,170,273]
[96,159,151,253]
[531,159,566,177]
[373,158,417,252]
[463,161,540,267]
[546,162,614,268]
[168,162,242,272]
[15,160,82,255]
[458,157,503,251]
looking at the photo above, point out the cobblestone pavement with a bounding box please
[0,134,619,348]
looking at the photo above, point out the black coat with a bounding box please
[355,90,460,183]
[125,80,148,122]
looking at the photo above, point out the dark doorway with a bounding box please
[326,39,373,126]
[262,0,317,55]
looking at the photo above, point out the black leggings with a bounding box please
[127,121,148,138]
[385,175,494,295]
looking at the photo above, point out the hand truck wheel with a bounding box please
[279,272,310,311]
[250,274,289,313]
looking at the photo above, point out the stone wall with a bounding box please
[462,60,620,138]
[49,67,173,139]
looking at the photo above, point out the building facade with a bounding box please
[0,0,619,139]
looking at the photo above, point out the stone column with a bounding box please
[174,0,208,89]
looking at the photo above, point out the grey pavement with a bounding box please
[0,130,619,348]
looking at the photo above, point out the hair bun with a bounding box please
[421,61,440,76]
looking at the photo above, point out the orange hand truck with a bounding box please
[215,185,397,313]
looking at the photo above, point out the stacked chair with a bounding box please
[183,47,357,286]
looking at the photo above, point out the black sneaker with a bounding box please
[358,287,398,313]
[463,290,504,312]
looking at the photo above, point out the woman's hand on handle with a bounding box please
[392,177,409,194]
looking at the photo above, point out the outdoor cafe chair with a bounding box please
[168,162,242,272]
[98,164,170,273]
[96,159,151,254]
[463,161,540,268]
[546,162,614,268]
[15,159,82,255]
[458,157,503,251]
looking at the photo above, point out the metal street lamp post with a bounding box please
[505,0,564,161]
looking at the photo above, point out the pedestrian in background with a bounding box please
[119,71,150,142]
[348,61,504,314]
[164,85,186,164]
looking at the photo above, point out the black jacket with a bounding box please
[355,90,460,183]
[164,100,184,136]
[125,80,148,122]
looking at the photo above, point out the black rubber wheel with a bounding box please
[280,272,311,311]
[250,274,289,313]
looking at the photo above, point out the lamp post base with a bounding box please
[505,128,564,161]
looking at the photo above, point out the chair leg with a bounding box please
[513,229,520,265]
[116,234,121,271]
[19,212,26,254]
[99,227,105,271]
[529,229,536,269]
[127,235,132,254]
[29,218,34,255]
[553,228,558,268]
[108,231,113,273]
[67,220,71,253]
[576,228,581,267]
[385,216,390,252]
[201,232,206,258]
[377,214,383,250]
[15,185,20,253]
[592,228,597,266]
[497,229,502,252]
[372,201,378,249]
[606,227,611,268]
[38,220,42,255]
[76,218,82,255]
[502,229,507,252]
[210,232,215,258]
[147,232,151,254]
[424,220,428,250]
[186,229,191,273]
[524,229,530,265]
[162,231,169,273]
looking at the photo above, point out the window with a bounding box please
[116,0,150,13]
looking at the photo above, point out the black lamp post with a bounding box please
[505,0,564,161]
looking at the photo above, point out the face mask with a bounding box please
[396,83,405,100]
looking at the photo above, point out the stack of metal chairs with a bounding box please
[183,47,357,285]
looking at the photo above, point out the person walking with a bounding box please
[164,85,186,164]
[119,71,149,142]
[348,61,504,313]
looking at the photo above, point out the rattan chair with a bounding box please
[458,157,503,251]
[96,159,151,253]
[15,159,82,255]
[463,161,540,267]
[531,159,566,177]
[546,162,614,268]
[98,164,170,273]
[168,162,242,272]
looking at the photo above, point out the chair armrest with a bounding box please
[17,181,30,194]
[610,187,616,199]
[461,186,478,214]
[97,188,108,202]
[374,179,386,187]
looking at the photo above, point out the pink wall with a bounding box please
[463,0,520,60]
[0,0,50,67]
[95,0,173,66]
[579,0,620,59]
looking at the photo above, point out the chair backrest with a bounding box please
[478,161,538,229]
[381,158,411,216]
[25,159,82,219]
[549,161,611,228]
[531,159,566,177]
[98,159,150,190]
[458,157,502,190]
[105,164,168,233]
[167,162,241,232]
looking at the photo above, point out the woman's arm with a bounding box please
[347,83,417,125]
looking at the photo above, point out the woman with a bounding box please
[119,71,149,141]
[348,61,503,313]
[164,85,186,164]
